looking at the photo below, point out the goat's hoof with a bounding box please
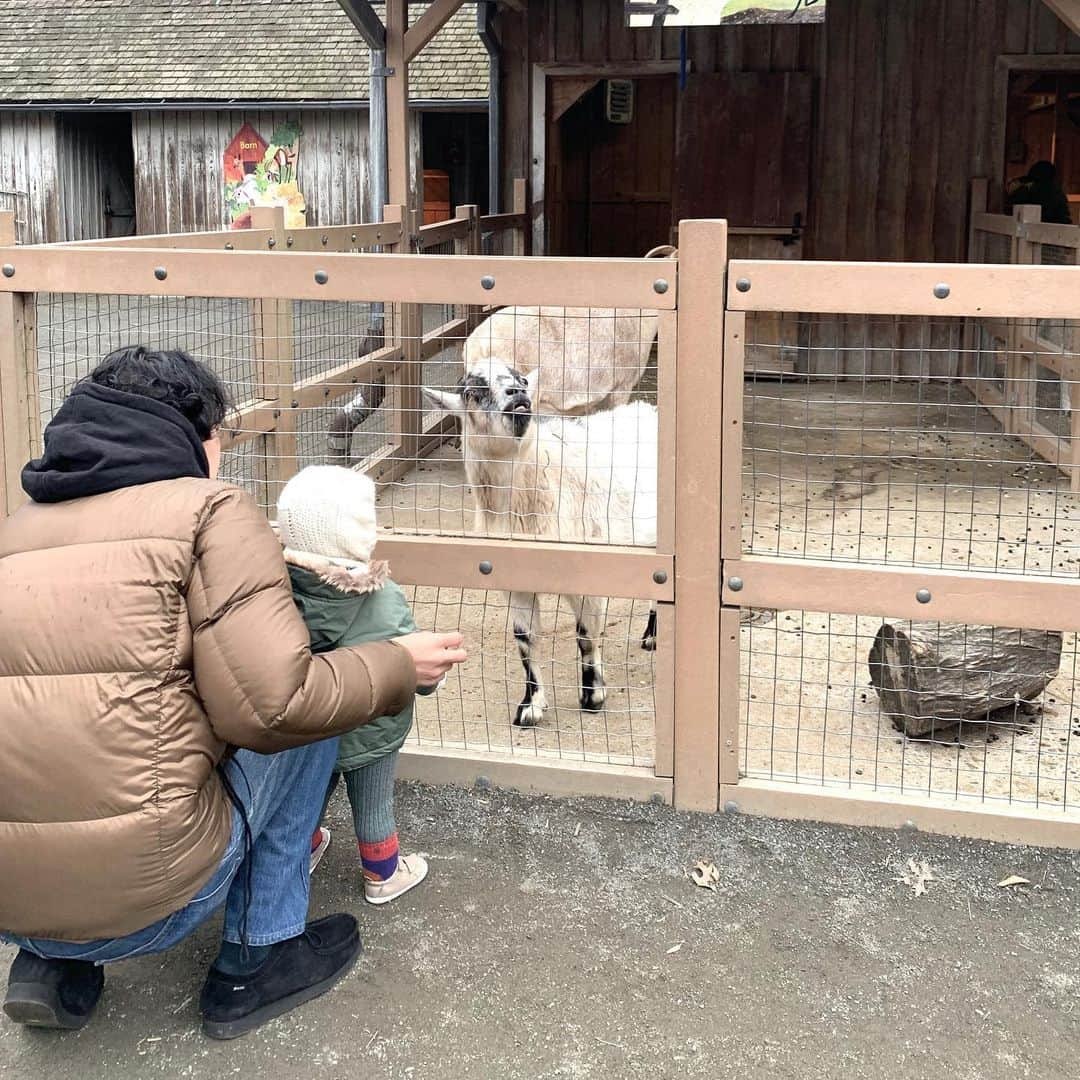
[580,688,606,713]
[515,703,544,727]
[641,635,657,652]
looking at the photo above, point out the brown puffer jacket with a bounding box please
[0,478,417,941]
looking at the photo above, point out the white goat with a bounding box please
[424,360,658,727]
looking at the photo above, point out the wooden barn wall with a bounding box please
[0,111,59,244]
[498,0,1080,263]
[496,0,1079,378]
[132,109,423,234]
[814,0,1080,263]
[55,115,108,242]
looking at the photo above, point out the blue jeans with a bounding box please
[5,738,339,965]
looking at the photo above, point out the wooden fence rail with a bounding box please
[9,203,1080,845]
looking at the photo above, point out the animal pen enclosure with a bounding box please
[2,202,1080,848]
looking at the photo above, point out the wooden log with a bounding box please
[868,622,1063,738]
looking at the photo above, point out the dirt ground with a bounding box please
[740,380,1080,810]
[2,782,1078,1080]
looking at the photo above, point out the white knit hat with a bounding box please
[278,466,385,590]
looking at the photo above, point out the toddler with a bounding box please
[277,465,439,904]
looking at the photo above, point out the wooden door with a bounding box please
[674,72,812,229]
[675,72,812,377]
[547,75,676,257]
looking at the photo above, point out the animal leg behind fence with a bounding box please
[575,594,608,713]
[325,378,387,465]
[511,590,547,727]
[641,602,658,652]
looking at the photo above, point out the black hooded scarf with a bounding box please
[22,381,210,504]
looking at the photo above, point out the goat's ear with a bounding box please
[422,386,464,414]
[524,368,540,399]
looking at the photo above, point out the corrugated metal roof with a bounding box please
[0,1,489,104]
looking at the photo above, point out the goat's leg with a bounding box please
[641,601,658,652]
[575,595,608,712]
[511,591,547,726]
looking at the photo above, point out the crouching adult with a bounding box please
[0,346,467,1039]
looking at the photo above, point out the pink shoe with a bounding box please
[309,827,331,874]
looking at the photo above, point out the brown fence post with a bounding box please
[249,205,297,513]
[672,219,727,812]
[719,312,746,790]
[401,207,424,461]
[653,309,678,779]
[0,210,40,518]
[378,204,422,472]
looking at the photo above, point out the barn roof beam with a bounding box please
[404,0,467,62]
[1042,0,1080,36]
[336,0,386,50]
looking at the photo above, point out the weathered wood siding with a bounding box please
[500,0,1080,264]
[132,109,423,233]
[815,0,1080,262]
[55,115,108,241]
[0,111,59,243]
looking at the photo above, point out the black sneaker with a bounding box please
[3,949,105,1030]
[199,914,361,1040]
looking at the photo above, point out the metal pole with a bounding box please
[370,47,388,224]
[370,46,388,335]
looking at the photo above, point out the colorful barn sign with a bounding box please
[224,121,307,230]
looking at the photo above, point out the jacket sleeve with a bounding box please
[387,580,439,698]
[185,487,417,752]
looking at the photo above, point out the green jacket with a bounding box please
[287,563,429,772]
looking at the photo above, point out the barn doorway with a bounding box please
[1004,69,1080,224]
[56,113,136,239]
[545,74,676,257]
[421,111,490,217]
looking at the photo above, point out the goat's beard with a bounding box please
[509,411,531,438]
[500,401,532,439]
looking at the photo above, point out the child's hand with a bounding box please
[395,631,467,685]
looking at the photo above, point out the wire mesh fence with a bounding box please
[741,313,1080,577]
[740,608,1079,811]
[35,293,255,429]
[406,587,657,766]
[30,279,666,770]
[383,305,663,544]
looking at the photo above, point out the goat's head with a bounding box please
[423,360,537,442]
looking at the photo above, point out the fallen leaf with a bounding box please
[689,861,720,891]
[897,857,937,897]
[996,874,1031,888]
[666,942,684,954]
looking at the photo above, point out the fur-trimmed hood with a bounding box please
[282,548,390,595]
